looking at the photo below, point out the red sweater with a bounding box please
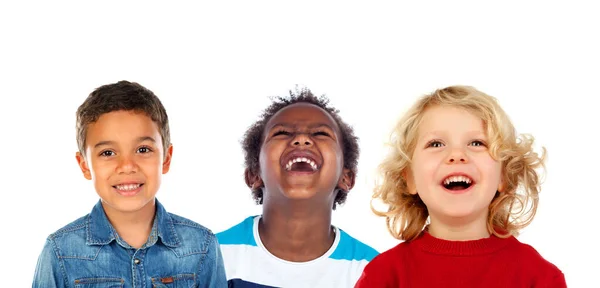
[355,231,566,288]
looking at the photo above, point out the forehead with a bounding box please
[265,103,341,131]
[86,110,160,143]
[267,103,339,129]
[418,105,485,136]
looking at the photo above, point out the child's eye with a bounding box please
[313,131,331,137]
[273,130,292,136]
[426,140,444,148]
[100,150,115,157]
[469,140,486,147]
[137,146,153,153]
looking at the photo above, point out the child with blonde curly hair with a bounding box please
[355,86,566,287]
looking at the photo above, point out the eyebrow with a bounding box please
[419,130,486,141]
[93,136,156,148]
[310,123,335,130]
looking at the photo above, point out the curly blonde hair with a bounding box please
[372,85,546,241]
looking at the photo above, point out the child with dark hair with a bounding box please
[216,87,378,288]
[33,80,227,288]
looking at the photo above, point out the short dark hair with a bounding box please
[242,87,359,209]
[76,80,170,156]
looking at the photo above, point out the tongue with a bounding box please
[291,162,313,172]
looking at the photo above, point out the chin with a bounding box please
[103,197,154,213]
[438,205,485,219]
[281,187,318,200]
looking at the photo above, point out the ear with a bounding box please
[162,144,174,174]
[244,168,264,190]
[76,152,92,180]
[336,168,355,193]
[402,168,417,195]
[498,178,506,193]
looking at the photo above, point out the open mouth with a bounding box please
[285,156,318,172]
[442,175,473,191]
[113,183,144,192]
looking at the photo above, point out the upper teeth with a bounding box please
[443,176,472,185]
[116,184,141,191]
[285,157,318,171]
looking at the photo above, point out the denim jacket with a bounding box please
[32,199,227,288]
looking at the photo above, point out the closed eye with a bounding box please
[313,131,331,137]
[273,130,292,136]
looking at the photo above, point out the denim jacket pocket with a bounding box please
[151,273,196,288]
[74,277,125,288]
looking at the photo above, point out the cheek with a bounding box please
[320,140,343,161]
[89,160,112,179]
[411,156,439,185]
[477,157,503,184]
[143,158,164,173]
[258,145,279,177]
[318,143,344,176]
[258,147,270,168]
[334,146,344,167]
[413,166,434,190]
[489,162,503,184]
[264,141,287,161]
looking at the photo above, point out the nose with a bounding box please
[116,155,138,174]
[445,148,468,164]
[291,133,313,147]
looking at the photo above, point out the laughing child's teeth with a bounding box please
[115,184,141,191]
[443,176,472,185]
[285,157,318,171]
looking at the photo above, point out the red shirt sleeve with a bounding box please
[535,270,567,288]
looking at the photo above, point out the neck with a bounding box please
[102,199,156,249]
[427,211,490,241]
[259,198,335,262]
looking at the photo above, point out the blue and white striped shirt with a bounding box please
[216,215,378,288]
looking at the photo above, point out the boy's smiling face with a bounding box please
[255,103,352,204]
[76,110,172,214]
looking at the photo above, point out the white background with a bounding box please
[1,1,598,287]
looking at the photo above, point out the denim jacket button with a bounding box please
[134,258,140,265]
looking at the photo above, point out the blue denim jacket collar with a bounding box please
[85,199,181,248]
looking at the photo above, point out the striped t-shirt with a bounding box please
[216,215,379,288]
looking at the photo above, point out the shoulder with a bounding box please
[216,215,258,246]
[365,241,407,268]
[49,214,88,239]
[354,242,407,288]
[44,214,94,258]
[168,212,218,248]
[47,215,88,246]
[510,238,565,269]
[506,237,566,285]
[169,212,215,235]
[330,228,379,262]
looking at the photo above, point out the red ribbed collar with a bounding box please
[413,230,517,256]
